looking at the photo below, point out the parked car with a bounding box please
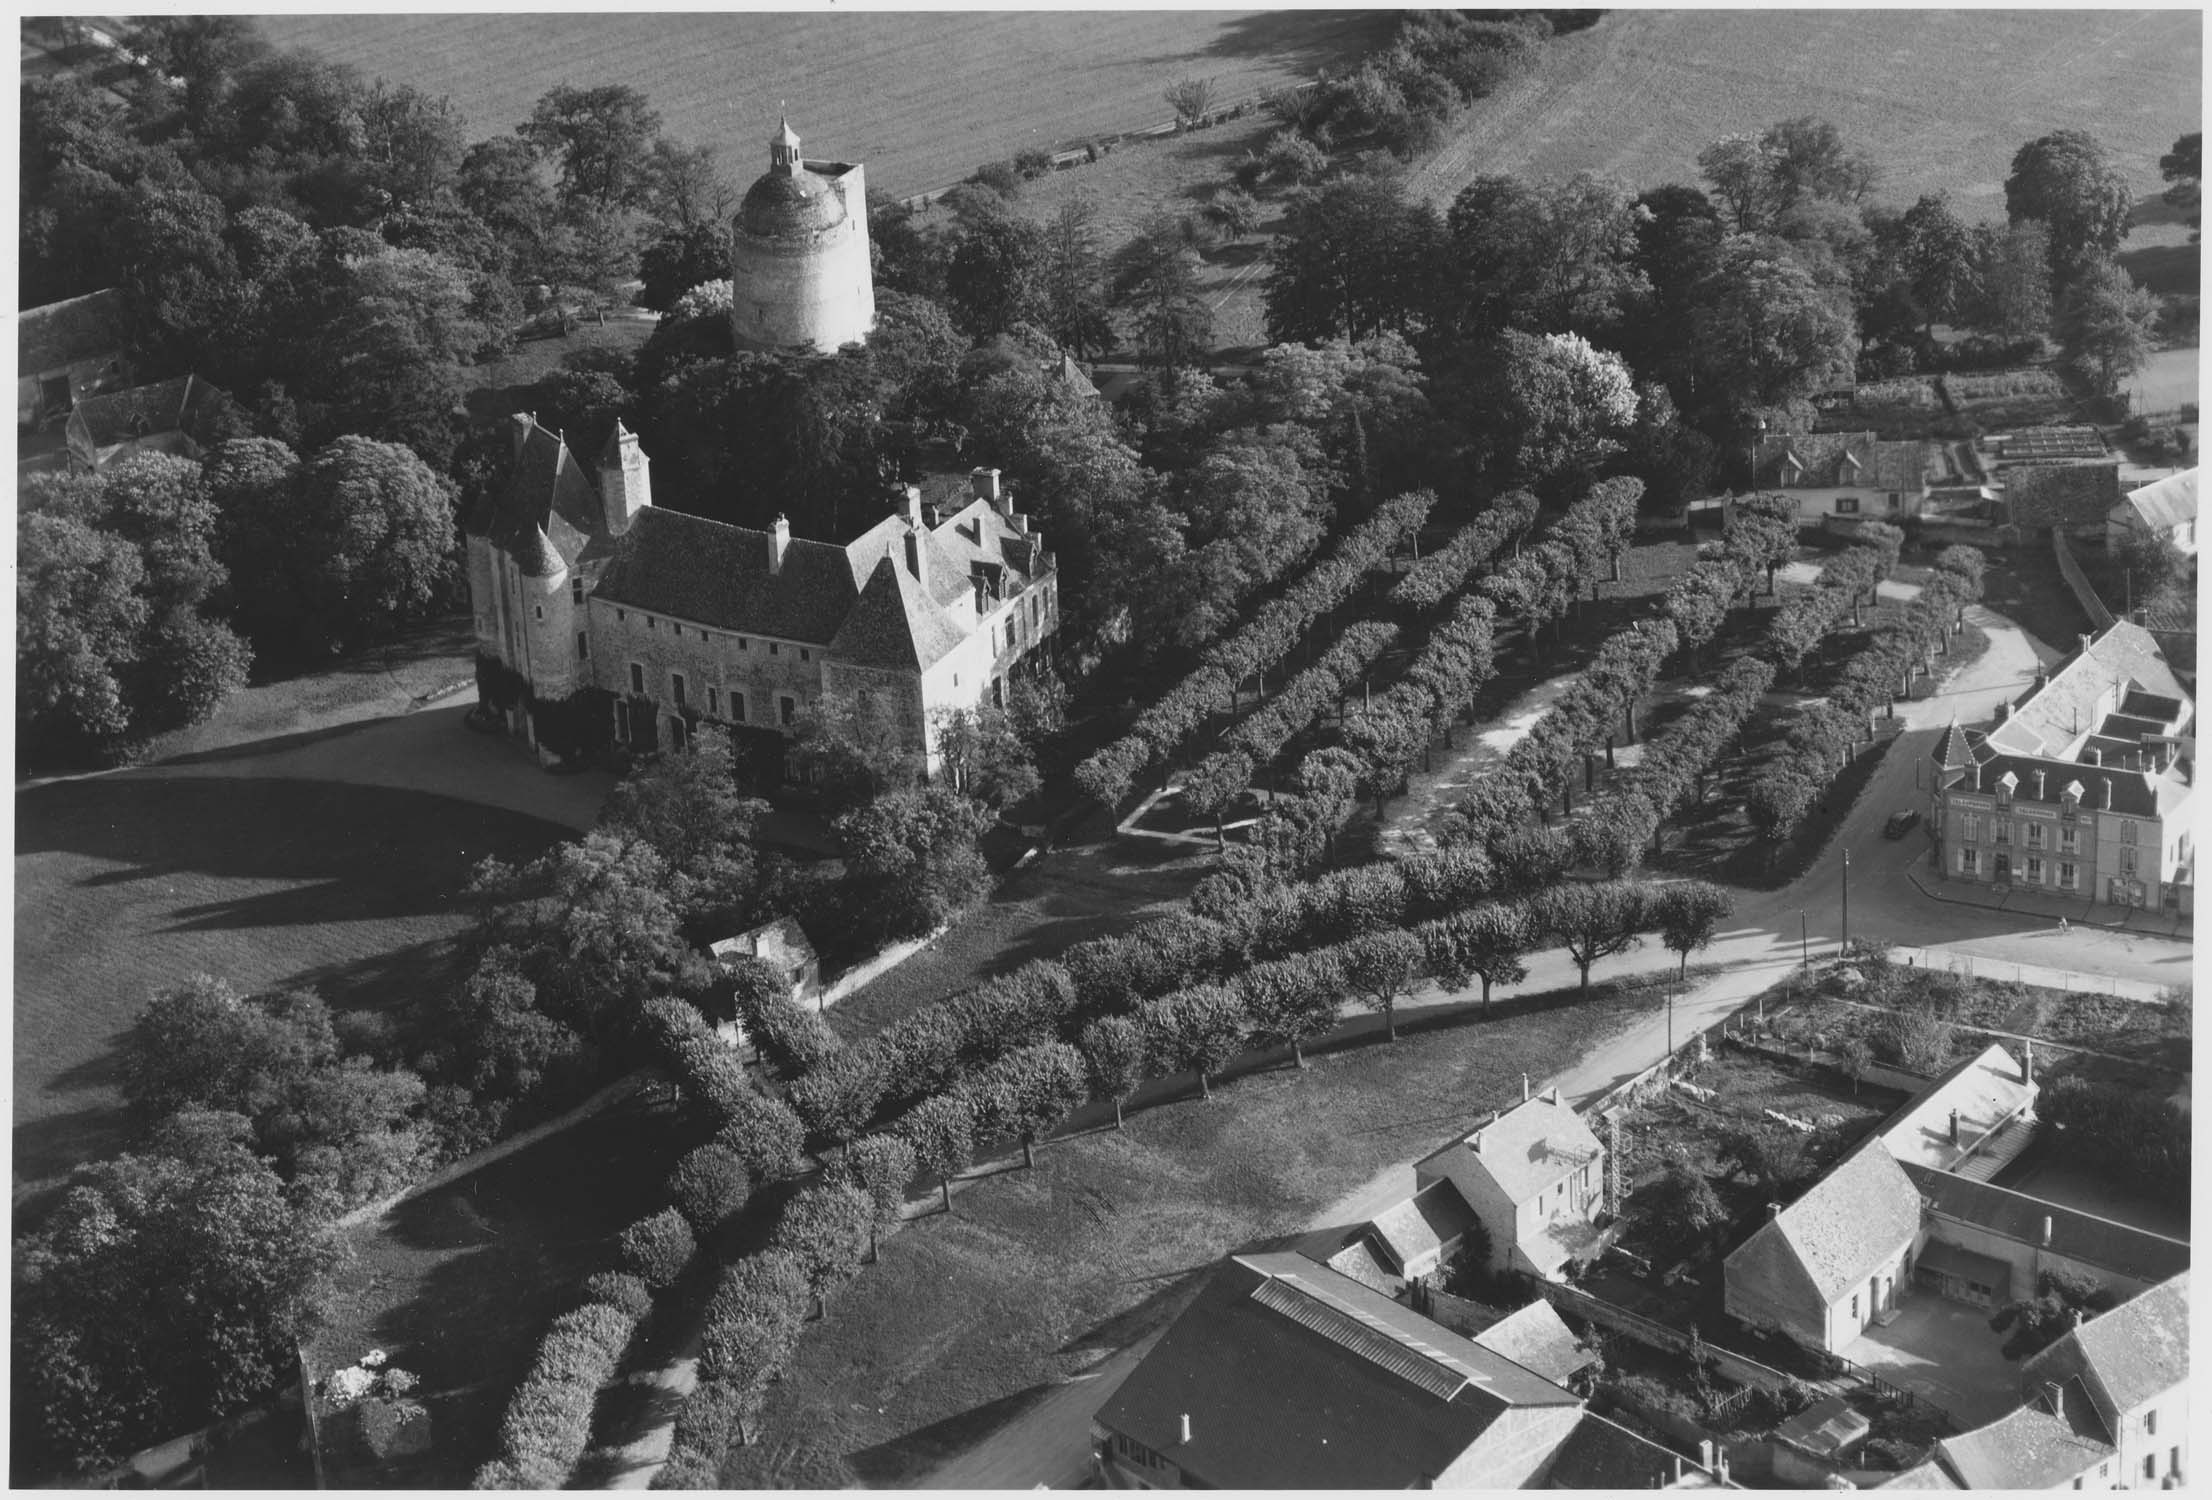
[1883,810,1921,839]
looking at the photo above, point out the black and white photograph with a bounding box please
[12,4,2199,1488]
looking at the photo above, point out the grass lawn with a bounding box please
[301,1091,704,1488]
[132,614,480,767]
[467,317,659,419]
[715,977,1651,1488]
[12,775,570,1201]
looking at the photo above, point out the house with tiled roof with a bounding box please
[2108,468,2197,557]
[1722,1140,1924,1352]
[2000,462,2124,536]
[1089,1252,1588,1489]
[1906,1272,2190,1490]
[1753,430,1942,521]
[1928,620,2193,913]
[1416,1089,1607,1278]
[16,287,132,429]
[464,413,1056,769]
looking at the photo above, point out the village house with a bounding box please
[1089,1251,1724,1489]
[16,286,132,430]
[1928,621,2193,913]
[1752,430,1942,521]
[1909,1272,2189,1490]
[1722,1140,1925,1353]
[2107,468,2198,558]
[1415,1088,1607,1279]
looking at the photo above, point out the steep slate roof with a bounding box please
[19,287,129,373]
[1369,1180,1479,1273]
[828,553,967,671]
[1725,1141,1921,1305]
[845,510,975,611]
[1756,430,1935,491]
[2118,468,2198,531]
[592,508,859,642]
[1419,1094,1604,1205]
[2003,462,2123,527]
[1934,1379,2112,1489]
[1093,1252,1576,1489]
[1877,1042,2034,1171]
[1883,1455,1967,1488]
[465,415,605,560]
[2024,1272,2191,1424]
[1904,1165,2193,1286]
[1469,1300,1591,1386]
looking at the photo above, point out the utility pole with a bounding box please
[1800,910,1810,968]
[1841,848,1851,949]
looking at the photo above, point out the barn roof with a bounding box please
[1877,1041,2034,1171]
[1418,1093,1603,1206]
[18,287,129,374]
[2117,468,2197,532]
[1904,1165,2192,1286]
[1725,1141,1921,1305]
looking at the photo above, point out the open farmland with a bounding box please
[1407,9,2202,217]
[256,11,1390,203]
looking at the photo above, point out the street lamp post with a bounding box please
[1841,848,1851,950]
[1800,910,1810,968]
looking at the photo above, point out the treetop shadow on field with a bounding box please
[18,777,567,928]
[1197,8,1397,69]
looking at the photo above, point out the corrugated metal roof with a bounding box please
[1251,1278,1470,1400]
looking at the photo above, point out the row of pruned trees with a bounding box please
[1076,490,1433,807]
[1744,545,1983,847]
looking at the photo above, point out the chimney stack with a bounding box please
[2079,632,2094,655]
[1179,1413,1192,1446]
[2134,606,2149,627]
[769,514,791,576]
[2087,746,2102,767]
[1547,1085,1560,1105]
[1522,1074,1530,1102]
[2022,1039,2034,1085]
[904,525,926,586]
[2034,770,2046,800]
[1699,1440,1716,1471]
[2042,1215,2054,1248]
[903,484,925,529]
[2100,776,2113,810]
[2044,1381,2065,1416]
[1949,1108,1960,1144]
[1768,1201,1783,1220]
[971,466,1006,512]
[1997,700,2010,722]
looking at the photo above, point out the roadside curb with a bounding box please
[1902,860,2191,942]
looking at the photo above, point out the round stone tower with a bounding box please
[728,119,875,354]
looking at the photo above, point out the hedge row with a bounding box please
[784,960,1078,1145]
[1476,477,1643,643]
[1744,556,1981,844]
[1765,544,1888,674]
[472,1300,645,1489]
[653,1156,909,1489]
[1390,490,1539,611]
[637,997,807,1173]
[1183,619,1402,821]
[1339,593,1502,808]
[1075,491,1433,806]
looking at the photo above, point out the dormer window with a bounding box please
[1996,771,2017,804]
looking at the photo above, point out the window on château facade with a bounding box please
[779,695,796,727]
[577,632,589,660]
[707,687,719,716]
[572,578,584,605]
[2059,862,2077,889]
[732,692,747,722]
[1960,848,1980,874]
[629,663,645,695]
[672,674,688,710]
